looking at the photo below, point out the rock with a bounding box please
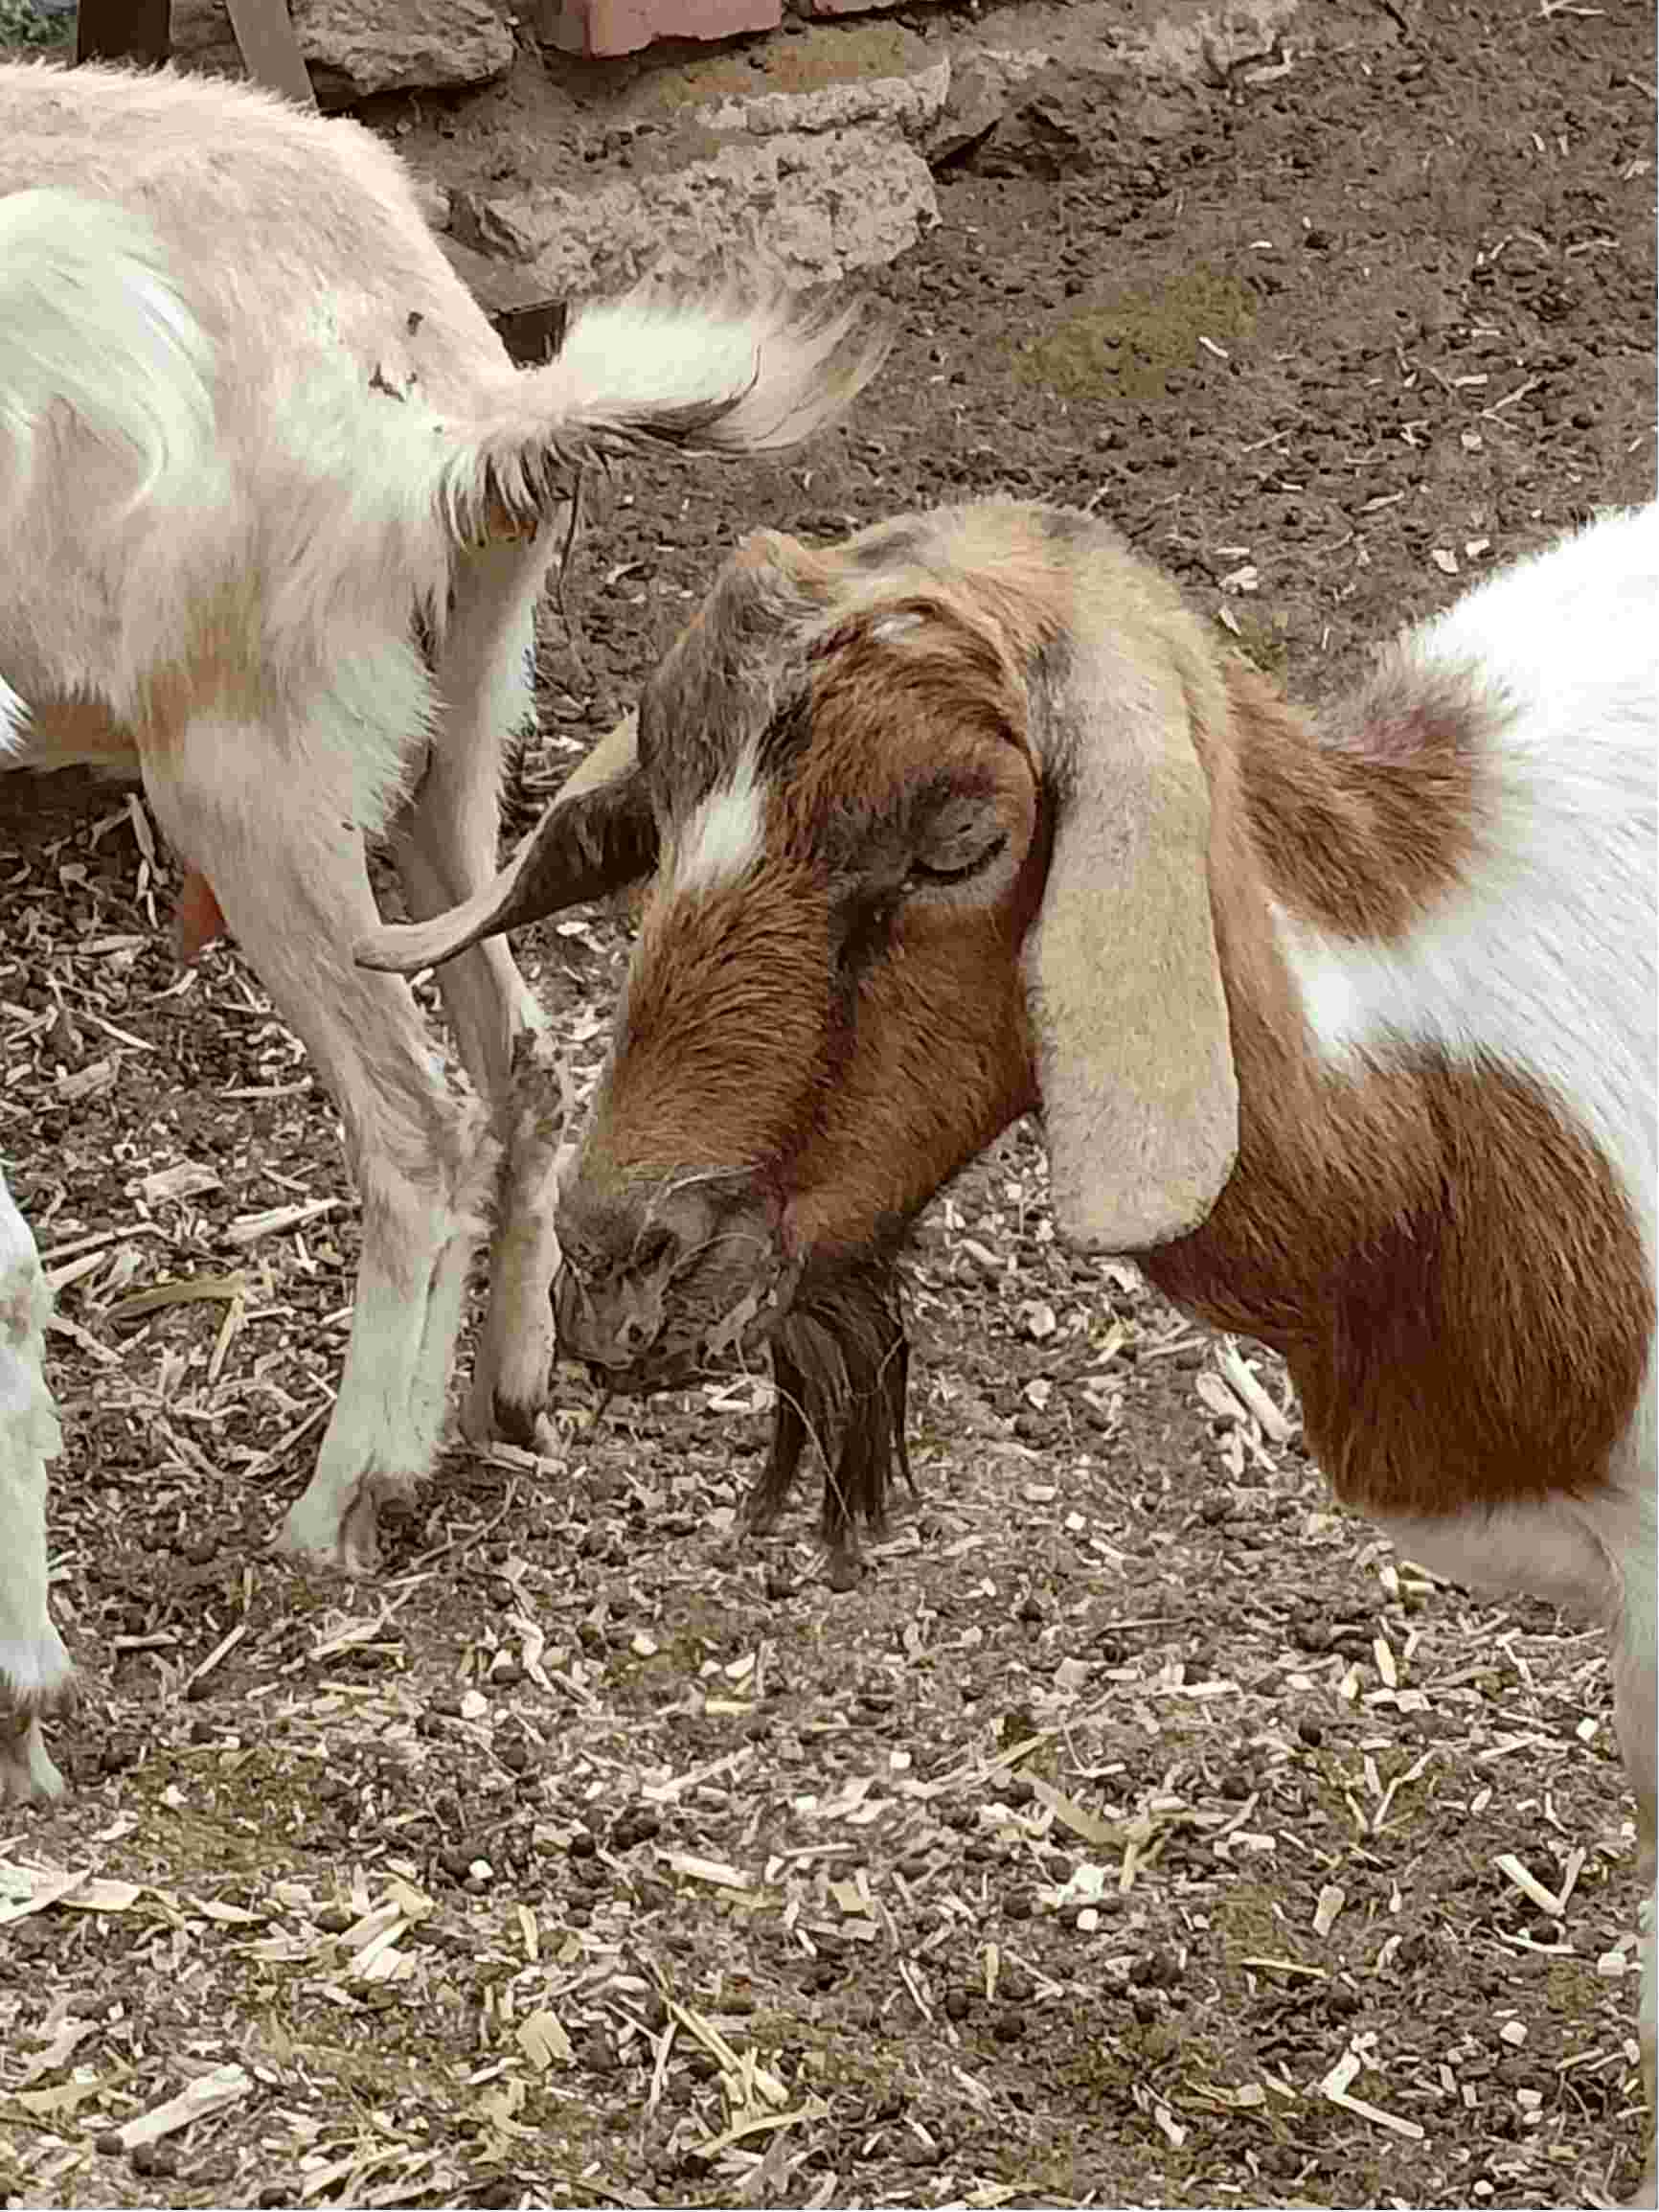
[923,52,1034,169]
[797,0,936,19]
[293,0,513,103]
[980,95,1089,179]
[170,0,513,103]
[695,58,949,142]
[452,124,936,293]
[940,60,1197,184]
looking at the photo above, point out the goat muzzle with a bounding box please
[552,1173,799,1393]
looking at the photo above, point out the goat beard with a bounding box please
[568,1253,917,1582]
[746,1258,916,1578]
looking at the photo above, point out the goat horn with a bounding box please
[355,738,654,975]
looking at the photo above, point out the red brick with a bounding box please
[540,0,782,57]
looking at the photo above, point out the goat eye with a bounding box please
[909,832,1008,889]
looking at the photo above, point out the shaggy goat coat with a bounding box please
[0,57,881,1798]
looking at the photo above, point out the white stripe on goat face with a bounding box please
[670,748,767,896]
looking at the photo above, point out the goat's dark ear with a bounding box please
[1023,600,1239,1251]
[354,715,654,973]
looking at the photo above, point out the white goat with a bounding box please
[366,499,1658,2185]
[0,58,882,1798]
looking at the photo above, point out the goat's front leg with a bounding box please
[390,536,566,1447]
[0,1172,75,1799]
[454,708,645,1446]
[1612,1480,1657,2203]
[143,724,496,1573]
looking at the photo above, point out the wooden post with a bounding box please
[223,0,314,105]
[76,0,170,66]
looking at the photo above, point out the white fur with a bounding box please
[0,1166,72,1803]
[0,58,877,1785]
[672,751,766,893]
[0,671,26,753]
[872,611,924,643]
[0,187,210,528]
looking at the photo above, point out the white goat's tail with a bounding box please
[438,285,890,544]
[0,188,211,513]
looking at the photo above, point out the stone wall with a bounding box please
[9,1,1300,302]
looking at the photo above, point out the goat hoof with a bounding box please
[491,1393,542,1451]
[0,1712,66,1805]
[277,1485,383,1574]
[825,1545,862,1594]
[334,1490,383,1574]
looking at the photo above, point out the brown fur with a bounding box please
[174,865,227,960]
[1225,659,1486,939]
[779,611,1046,1255]
[752,1260,916,1587]
[133,588,279,744]
[587,863,835,1188]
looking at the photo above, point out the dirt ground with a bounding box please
[1,2,1655,2206]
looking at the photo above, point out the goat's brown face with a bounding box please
[554,524,1054,1385]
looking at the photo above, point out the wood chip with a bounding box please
[662,1852,750,1891]
[1240,1955,1328,1980]
[1319,2048,1425,2140]
[1216,1338,1297,1441]
[114,2063,253,2152]
[692,2099,828,2159]
[139,1161,222,1203]
[225,1197,340,1246]
[516,2008,574,2069]
[1028,1776,1123,1848]
[1494,1853,1568,1916]
[1313,1883,1347,1937]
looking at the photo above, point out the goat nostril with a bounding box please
[635,1226,677,1275]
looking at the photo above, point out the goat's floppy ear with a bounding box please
[354,715,655,974]
[1024,636,1239,1251]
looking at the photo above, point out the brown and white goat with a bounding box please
[365,497,1658,2178]
[0,57,883,1800]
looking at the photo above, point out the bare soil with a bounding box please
[1,3,1654,2206]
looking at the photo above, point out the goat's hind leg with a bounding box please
[143,724,493,1574]
[0,1172,75,1800]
